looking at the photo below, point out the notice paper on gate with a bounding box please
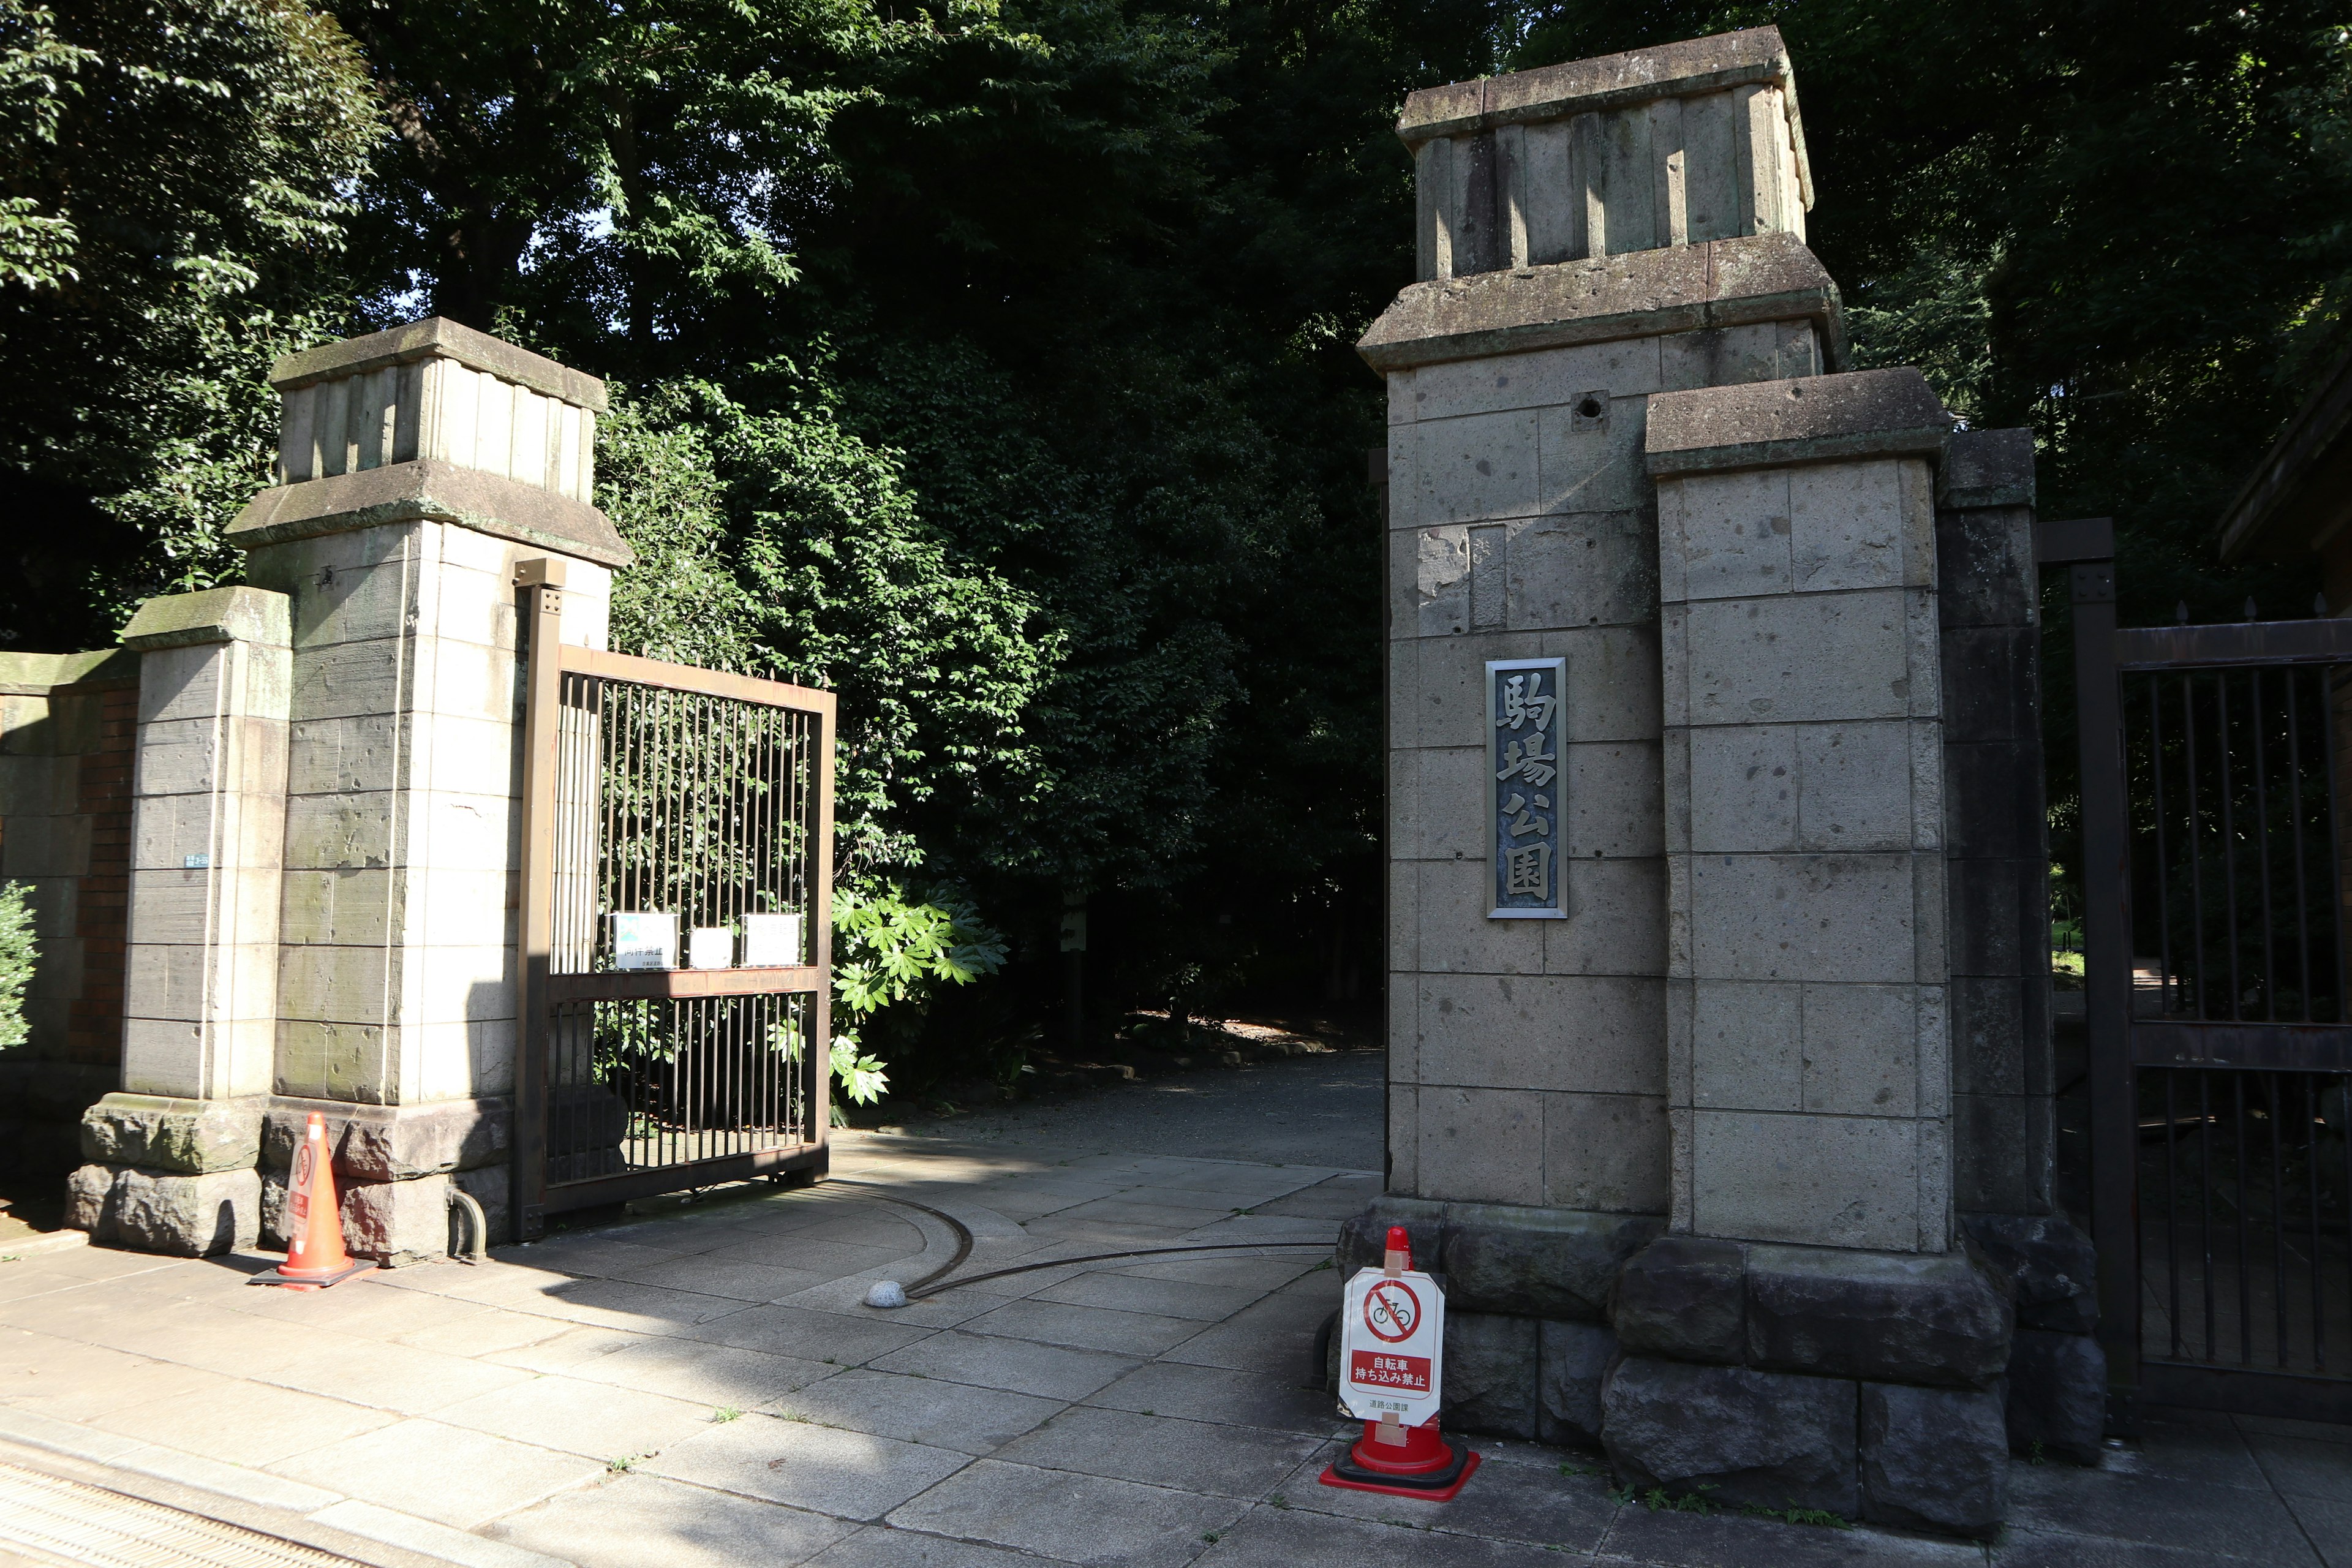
[1337,1264,1445,1425]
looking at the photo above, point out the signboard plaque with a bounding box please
[611,912,678,971]
[1485,657,1567,919]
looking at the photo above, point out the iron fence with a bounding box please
[513,564,834,1237]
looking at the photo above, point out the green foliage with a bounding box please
[0,881,34,1050]
[1507,0,2352,900]
[1743,1502,1853,1529]
[0,0,376,646]
[826,885,1008,1104]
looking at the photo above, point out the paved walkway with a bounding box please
[1,1055,2348,1567]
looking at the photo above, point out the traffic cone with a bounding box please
[249,1113,376,1290]
[1320,1226,1480,1501]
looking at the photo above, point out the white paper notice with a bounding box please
[688,927,734,970]
[611,913,677,971]
[742,913,802,967]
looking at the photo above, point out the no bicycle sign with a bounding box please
[1338,1261,1444,1423]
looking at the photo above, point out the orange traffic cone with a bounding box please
[250,1113,375,1290]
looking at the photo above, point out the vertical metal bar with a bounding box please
[2267,1072,2285,1366]
[2237,1073,2253,1363]
[510,564,565,1242]
[2254,669,2278,1019]
[810,693,837,1164]
[2311,1072,2327,1372]
[2186,674,2211,1017]
[2220,674,2244,1020]
[2322,669,2351,1021]
[2074,557,2139,1425]
[2290,669,2315,1019]
[2202,1070,2217,1362]
[2166,1069,2183,1357]
[2152,682,2177,1010]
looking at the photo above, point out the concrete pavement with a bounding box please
[1,1054,2348,1567]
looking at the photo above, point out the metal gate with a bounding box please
[2067,519,2352,1423]
[511,562,834,1239]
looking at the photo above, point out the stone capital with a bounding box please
[120,586,292,652]
[1645,365,1954,477]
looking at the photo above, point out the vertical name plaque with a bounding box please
[1485,657,1566,919]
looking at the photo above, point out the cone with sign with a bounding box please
[1321,1226,1480,1501]
[249,1113,376,1290]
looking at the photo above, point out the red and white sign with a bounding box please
[1338,1265,1444,1424]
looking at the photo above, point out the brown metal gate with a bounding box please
[2067,520,2352,1424]
[511,562,834,1239]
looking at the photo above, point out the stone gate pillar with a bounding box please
[69,589,290,1253]
[233,318,633,1261]
[71,318,636,1262]
[1346,26,2087,1536]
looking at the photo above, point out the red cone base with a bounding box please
[248,1259,375,1291]
[1318,1418,1480,1501]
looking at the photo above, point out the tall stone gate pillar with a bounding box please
[1345,27,2088,1535]
[70,318,635,1263]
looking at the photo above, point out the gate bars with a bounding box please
[512,559,835,1240]
[2067,520,2352,1425]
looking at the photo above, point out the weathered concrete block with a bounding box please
[113,1166,262,1256]
[1441,1203,1660,1320]
[1961,1213,2097,1335]
[1441,1312,1540,1439]
[341,1172,458,1267]
[1689,1110,1928,1252]
[1613,1235,1744,1362]
[276,1172,457,1267]
[2005,1328,2105,1464]
[1745,1245,2011,1387]
[1602,1355,1860,1516]
[64,1163,119,1240]
[1860,1382,2007,1539]
[1539,1319,1616,1447]
[80,1093,265,1175]
[262,1095,510,1180]
[1540,1093,1670,1213]
[1414,975,1663,1096]
[1415,1087,1544,1205]
[1335,1195,1447,1273]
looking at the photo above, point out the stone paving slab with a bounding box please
[10,1066,2352,1568]
[777,1368,1061,1455]
[644,1411,969,1520]
[886,1459,1253,1567]
[484,1473,856,1568]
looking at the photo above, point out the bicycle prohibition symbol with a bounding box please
[1364,1279,1421,1343]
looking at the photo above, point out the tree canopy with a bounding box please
[9,0,2352,1066]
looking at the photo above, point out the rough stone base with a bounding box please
[1539,1321,1616,1447]
[262,1096,510,1182]
[1602,1355,1860,1516]
[1962,1212,2098,1333]
[263,1168,465,1267]
[1861,1382,2008,1538]
[2006,1328,2106,1463]
[81,1093,266,1174]
[66,1163,260,1256]
[1443,1313,1540,1438]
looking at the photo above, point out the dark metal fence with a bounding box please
[2122,663,2345,1027]
[2069,518,2352,1423]
[513,563,835,1237]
